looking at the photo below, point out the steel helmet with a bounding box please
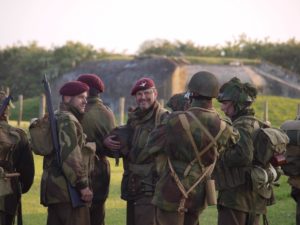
[188,71,219,98]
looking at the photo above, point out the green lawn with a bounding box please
[19,157,296,225]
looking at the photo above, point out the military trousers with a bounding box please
[47,203,90,225]
[0,211,14,225]
[217,205,260,225]
[154,207,200,225]
[90,201,106,225]
[291,187,300,225]
[127,196,155,225]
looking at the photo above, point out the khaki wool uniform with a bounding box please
[0,120,35,225]
[284,145,300,225]
[81,96,116,225]
[41,103,94,225]
[290,181,300,225]
[280,120,300,225]
[120,101,168,225]
[146,102,239,225]
[213,109,275,225]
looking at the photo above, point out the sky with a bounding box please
[0,0,300,54]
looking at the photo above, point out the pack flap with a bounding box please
[261,128,289,147]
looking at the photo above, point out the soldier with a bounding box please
[215,77,278,225]
[281,118,300,225]
[77,74,116,225]
[146,71,239,225]
[104,77,169,225]
[166,92,190,112]
[41,81,94,225]
[0,91,34,225]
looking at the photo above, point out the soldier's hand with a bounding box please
[80,187,93,203]
[104,135,121,150]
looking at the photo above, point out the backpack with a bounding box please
[0,123,20,197]
[252,125,289,168]
[29,116,54,156]
[280,119,300,176]
[249,118,289,199]
[235,116,289,168]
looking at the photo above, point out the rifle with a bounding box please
[0,95,12,117]
[42,74,84,208]
[17,199,22,225]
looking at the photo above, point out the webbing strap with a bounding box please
[184,119,226,177]
[169,111,227,213]
[167,157,213,213]
[178,114,204,169]
[179,111,226,177]
[186,111,217,145]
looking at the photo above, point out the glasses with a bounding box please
[136,89,155,97]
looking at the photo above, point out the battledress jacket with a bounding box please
[146,106,239,212]
[81,96,116,203]
[40,103,92,206]
[213,108,274,215]
[120,101,169,201]
[0,120,34,215]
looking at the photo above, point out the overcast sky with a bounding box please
[0,0,299,54]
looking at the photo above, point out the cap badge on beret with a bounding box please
[140,82,147,87]
[131,77,156,95]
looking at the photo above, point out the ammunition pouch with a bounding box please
[121,163,156,200]
[0,162,19,198]
[0,123,21,200]
[0,166,13,197]
[213,159,249,190]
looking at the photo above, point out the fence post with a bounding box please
[39,94,46,117]
[297,104,300,116]
[263,101,268,122]
[119,97,125,125]
[18,95,23,126]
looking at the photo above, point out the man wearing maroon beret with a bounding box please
[78,74,116,225]
[104,77,169,225]
[41,81,94,225]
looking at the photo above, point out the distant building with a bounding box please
[52,56,188,112]
[51,57,300,116]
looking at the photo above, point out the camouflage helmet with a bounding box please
[166,92,190,111]
[109,125,134,156]
[217,77,257,110]
[187,71,219,98]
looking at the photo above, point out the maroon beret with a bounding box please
[131,77,156,96]
[59,81,89,96]
[77,74,105,93]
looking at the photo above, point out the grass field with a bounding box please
[9,94,300,225]
[19,157,296,225]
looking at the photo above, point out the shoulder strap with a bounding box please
[167,156,215,214]
[155,107,168,127]
[178,113,204,169]
[168,111,227,213]
[178,111,226,177]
